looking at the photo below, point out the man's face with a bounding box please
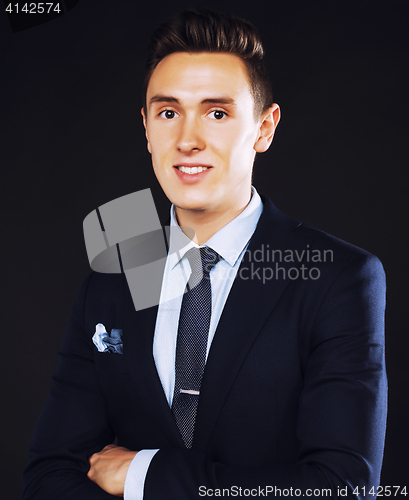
[142,52,277,217]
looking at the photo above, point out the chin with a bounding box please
[169,190,211,212]
[174,198,212,213]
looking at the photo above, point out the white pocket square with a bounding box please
[92,323,123,354]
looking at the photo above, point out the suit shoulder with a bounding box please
[260,195,384,276]
[296,221,382,265]
[299,222,385,283]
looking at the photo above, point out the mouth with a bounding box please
[175,165,211,174]
[173,164,212,183]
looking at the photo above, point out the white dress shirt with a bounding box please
[124,187,263,500]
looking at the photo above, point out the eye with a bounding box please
[159,109,177,119]
[209,110,227,120]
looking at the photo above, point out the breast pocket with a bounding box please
[94,351,129,374]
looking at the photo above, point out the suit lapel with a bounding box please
[121,272,184,447]
[193,198,312,450]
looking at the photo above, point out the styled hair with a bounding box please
[143,9,273,118]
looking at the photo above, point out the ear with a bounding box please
[141,108,152,154]
[254,103,281,153]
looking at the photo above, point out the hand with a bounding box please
[87,444,138,496]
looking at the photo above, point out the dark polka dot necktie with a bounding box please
[171,246,221,448]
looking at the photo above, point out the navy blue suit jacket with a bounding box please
[22,196,387,499]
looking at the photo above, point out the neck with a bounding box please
[175,193,252,246]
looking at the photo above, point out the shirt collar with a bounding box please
[167,186,263,269]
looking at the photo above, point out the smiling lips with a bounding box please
[174,165,212,183]
[175,165,210,174]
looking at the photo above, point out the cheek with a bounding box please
[219,133,255,170]
[150,128,175,160]
[209,128,241,158]
[212,122,256,151]
[148,135,166,166]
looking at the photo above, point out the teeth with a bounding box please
[179,166,208,174]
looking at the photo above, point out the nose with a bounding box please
[177,116,205,153]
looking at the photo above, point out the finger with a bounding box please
[102,444,117,452]
[87,464,95,479]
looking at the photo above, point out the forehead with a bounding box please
[146,52,253,105]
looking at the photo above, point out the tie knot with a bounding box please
[185,247,220,276]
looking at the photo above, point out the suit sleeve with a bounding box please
[142,253,387,499]
[22,273,118,500]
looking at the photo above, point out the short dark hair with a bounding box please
[143,9,273,118]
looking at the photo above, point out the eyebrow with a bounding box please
[149,95,236,107]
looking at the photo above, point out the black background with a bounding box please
[1,0,408,498]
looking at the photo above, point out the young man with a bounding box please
[22,10,387,500]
